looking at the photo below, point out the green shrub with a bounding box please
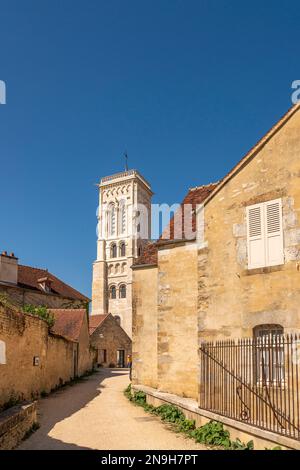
[154,404,185,423]
[133,391,147,405]
[190,421,231,448]
[124,384,132,400]
[230,438,254,450]
[124,386,254,450]
[23,304,54,327]
[178,418,196,433]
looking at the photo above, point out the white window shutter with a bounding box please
[247,203,265,269]
[264,199,284,266]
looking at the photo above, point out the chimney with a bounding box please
[0,251,18,285]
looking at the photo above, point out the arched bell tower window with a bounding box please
[110,243,117,258]
[120,241,126,257]
[109,285,117,299]
[119,284,126,299]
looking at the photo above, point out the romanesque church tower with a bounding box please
[91,169,152,337]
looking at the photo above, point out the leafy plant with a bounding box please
[124,385,254,450]
[133,391,147,405]
[154,404,185,423]
[230,438,254,450]
[190,421,231,448]
[23,304,54,327]
[178,418,196,433]
[124,383,132,400]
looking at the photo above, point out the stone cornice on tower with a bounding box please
[99,169,153,195]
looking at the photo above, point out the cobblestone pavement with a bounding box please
[18,368,208,450]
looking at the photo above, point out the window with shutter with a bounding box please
[247,203,265,269]
[265,199,284,267]
[246,198,284,269]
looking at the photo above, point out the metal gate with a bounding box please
[199,335,300,440]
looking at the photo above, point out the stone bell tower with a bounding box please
[91,169,152,337]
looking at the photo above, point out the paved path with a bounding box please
[18,369,207,450]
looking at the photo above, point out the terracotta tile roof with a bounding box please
[134,242,158,266]
[134,183,217,266]
[50,309,86,341]
[159,183,218,242]
[89,313,110,335]
[18,265,89,302]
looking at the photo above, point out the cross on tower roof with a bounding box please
[124,152,128,171]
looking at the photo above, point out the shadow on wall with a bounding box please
[18,368,127,450]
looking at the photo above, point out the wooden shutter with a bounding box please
[264,199,284,266]
[247,203,265,269]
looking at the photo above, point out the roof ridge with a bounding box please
[19,264,48,272]
[18,264,90,302]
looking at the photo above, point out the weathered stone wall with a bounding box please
[90,315,132,367]
[132,266,158,388]
[132,242,199,399]
[0,306,76,407]
[78,313,95,375]
[0,402,37,450]
[199,106,300,341]
[157,242,199,400]
[0,283,86,310]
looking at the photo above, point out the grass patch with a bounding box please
[124,384,254,450]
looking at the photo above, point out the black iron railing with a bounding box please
[199,335,300,440]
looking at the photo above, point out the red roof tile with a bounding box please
[159,183,217,242]
[18,265,89,302]
[50,309,86,341]
[89,313,110,335]
[134,183,217,266]
[134,242,158,266]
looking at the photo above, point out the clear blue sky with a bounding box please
[0,0,299,298]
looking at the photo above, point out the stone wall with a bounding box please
[0,402,37,450]
[157,242,199,400]
[199,105,300,341]
[78,313,95,376]
[132,265,158,388]
[0,306,77,408]
[90,314,131,367]
[132,241,199,400]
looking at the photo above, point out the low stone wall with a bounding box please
[133,384,299,450]
[0,401,37,450]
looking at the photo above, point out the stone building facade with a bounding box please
[91,169,152,337]
[89,313,131,368]
[50,309,94,376]
[132,185,216,400]
[0,252,90,310]
[198,102,300,341]
[132,102,300,402]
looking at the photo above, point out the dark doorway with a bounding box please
[117,349,125,368]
